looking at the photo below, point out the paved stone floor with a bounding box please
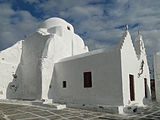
[0,102,159,120]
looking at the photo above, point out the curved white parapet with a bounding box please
[38,17,74,33]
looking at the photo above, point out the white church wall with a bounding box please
[41,33,73,99]
[138,55,151,101]
[40,18,88,99]
[0,41,22,99]
[120,31,139,106]
[50,48,124,106]
[134,35,151,103]
[6,17,89,100]
[19,32,50,99]
[120,31,151,106]
[19,28,74,100]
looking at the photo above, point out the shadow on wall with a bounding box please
[48,67,57,100]
[6,39,43,100]
[143,84,152,105]
[6,53,23,99]
[6,33,53,100]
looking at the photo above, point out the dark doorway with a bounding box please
[144,78,147,98]
[129,74,135,101]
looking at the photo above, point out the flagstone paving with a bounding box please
[0,102,159,120]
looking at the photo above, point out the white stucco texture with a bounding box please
[50,48,123,106]
[47,30,151,107]
[120,31,151,106]
[0,41,22,99]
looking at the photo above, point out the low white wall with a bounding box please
[50,49,124,106]
[120,31,151,106]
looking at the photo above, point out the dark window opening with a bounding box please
[63,81,67,88]
[84,72,92,88]
[67,26,70,30]
[129,74,135,101]
[144,78,148,98]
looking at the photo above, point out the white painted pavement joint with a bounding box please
[1,112,10,120]
[4,111,26,118]
[15,109,48,120]
[138,109,160,118]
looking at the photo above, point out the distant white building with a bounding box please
[0,17,151,113]
[154,52,160,102]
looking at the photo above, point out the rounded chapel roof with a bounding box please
[38,17,74,32]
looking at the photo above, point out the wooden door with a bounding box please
[144,78,147,98]
[129,74,135,101]
[84,72,92,88]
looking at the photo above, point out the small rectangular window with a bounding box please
[63,81,66,88]
[84,72,92,88]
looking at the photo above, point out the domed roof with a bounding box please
[38,17,74,32]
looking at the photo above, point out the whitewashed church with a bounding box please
[0,17,151,113]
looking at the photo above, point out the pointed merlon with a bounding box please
[125,24,128,30]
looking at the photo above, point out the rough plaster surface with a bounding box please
[0,41,22,99]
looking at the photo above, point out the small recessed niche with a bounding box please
[12,74,17,79]
[2,58,4,60]
[67,26,70,31]
[11,85,16,88]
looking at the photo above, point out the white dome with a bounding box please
[38,17,74,32]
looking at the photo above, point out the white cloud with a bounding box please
[1,0,160,60]
[0,3,39,50]
[23,0,40,4]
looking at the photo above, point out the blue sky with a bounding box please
[0,0,160,63]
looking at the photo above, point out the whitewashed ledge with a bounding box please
[65,103,123,114]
